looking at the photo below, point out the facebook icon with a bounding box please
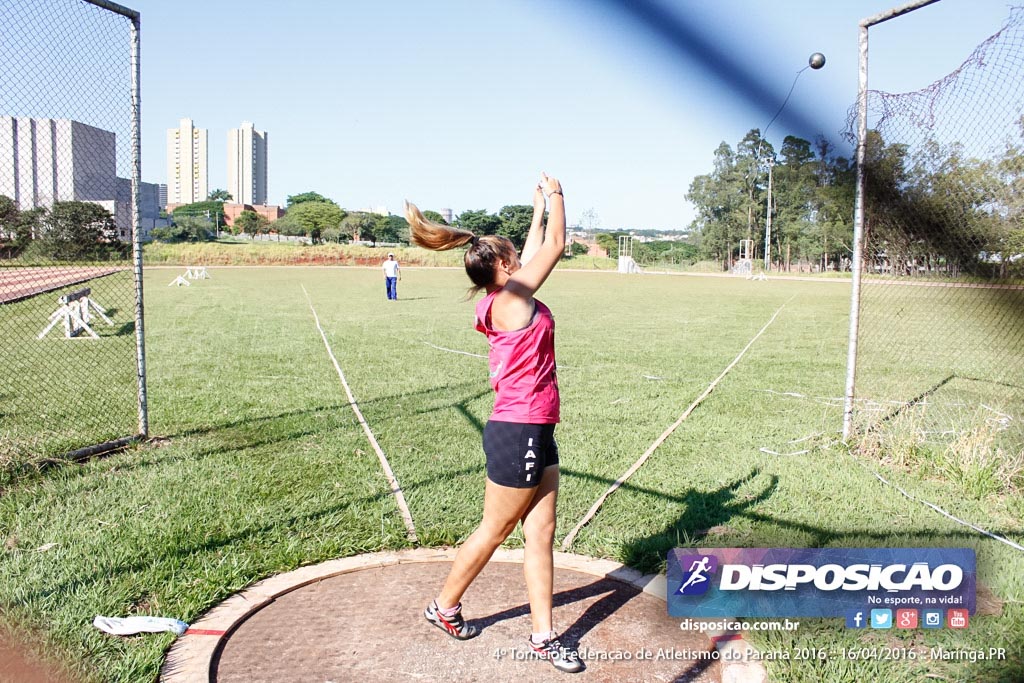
[845,610,867,629]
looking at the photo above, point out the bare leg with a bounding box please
[437,477,536,609]
[521,465,559,635]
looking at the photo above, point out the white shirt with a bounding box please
[383,258,399,278]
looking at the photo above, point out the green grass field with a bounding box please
[0,266,1021,682]
[0,269,139,475]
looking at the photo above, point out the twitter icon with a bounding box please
[870,609,893,629]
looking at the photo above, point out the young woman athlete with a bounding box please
[405,172,582,674]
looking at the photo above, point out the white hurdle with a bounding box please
[732,238,754,277]
[37,287,114,339]
[171,266,210,287]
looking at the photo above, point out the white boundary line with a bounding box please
[561,298,794,550]
[851,457,1024,553]
[421,341,487,358]
[301,285,418,544]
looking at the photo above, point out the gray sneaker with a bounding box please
[528,634,584,673]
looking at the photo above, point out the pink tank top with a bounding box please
[474,289,560,424]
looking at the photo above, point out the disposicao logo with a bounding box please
[674,554,719,596]
[667,548,975,618]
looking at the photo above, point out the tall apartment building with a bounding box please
[0,116,159,240]
[166,118,208,204]
[0,116,115,209]
[227,121,267,206]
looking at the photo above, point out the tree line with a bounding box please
[161,192,568,251]
[0,197,127,261]
[12,121,1019,276]
[857,124,1024,279]
[686,128,855,272]
[688,122,1024,277]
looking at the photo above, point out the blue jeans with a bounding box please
[385,277,397,300]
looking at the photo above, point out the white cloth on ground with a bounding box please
[92,615,188,636]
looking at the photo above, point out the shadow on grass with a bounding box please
[612,469,778,573]
[7,459,486,609]
[449,390,490,436]
[400,385,491,435]
[558,466,1024,574]
[164,380,482,441]
[874,373,955,428]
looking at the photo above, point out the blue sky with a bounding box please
[129,0,1013,231]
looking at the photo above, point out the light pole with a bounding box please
[756,53,825,272]
[763,158,774,271]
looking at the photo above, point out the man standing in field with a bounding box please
[382,252,401,301]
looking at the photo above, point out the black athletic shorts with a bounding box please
[482,420,559,488]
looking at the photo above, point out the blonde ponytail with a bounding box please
[405,201,475,251]
[405,200,515,294]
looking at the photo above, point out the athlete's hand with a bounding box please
[540,172,562,198]
[533,184,545,212]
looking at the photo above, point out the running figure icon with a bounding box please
[678,556,713,594]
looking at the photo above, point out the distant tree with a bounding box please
[686,141,747,267]
[423,210,448,225]
[15,207,46,247]
[275,201,345,238]
[455,209,501,236]
[813,136,855,272]
[633,240,700,266]
[151,215,214,243]
[497,205,535,249]
[172,201,226,227]
[0,196,45,254]
[0,195,16,227]
[233,210,261,234]
[208,188,233,202]
[286,191,334,207]
[0,196,20,247]
[595,231,627,259]
[773,135,817,270]
[376,214,409,243]
[341,212,380,244]
[570,241,589,257]
[37,201,122,259]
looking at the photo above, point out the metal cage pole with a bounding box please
[842,22,869,444]
[842,0,942,443]
[86,0,147,438]
[130,11,148,438]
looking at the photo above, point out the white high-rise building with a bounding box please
[0,116,159,240]
[0,116,115,210]
[166,118,207,205]
[227,121,267,206]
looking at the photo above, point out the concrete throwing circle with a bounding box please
[161,549,766,683]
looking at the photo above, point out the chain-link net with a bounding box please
[845,7,1024,475]
[0,0,143,480]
